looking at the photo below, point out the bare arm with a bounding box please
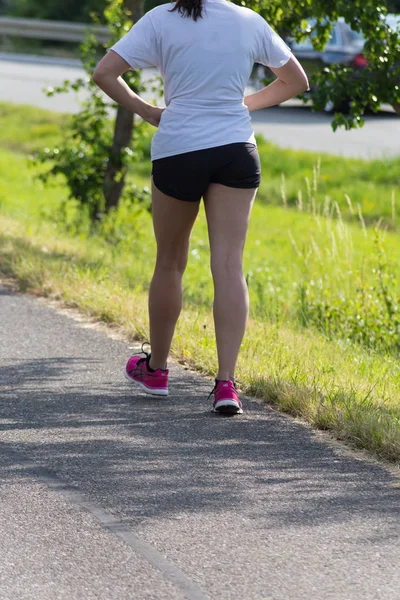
[245,56,309,112]
[92,50,163,127]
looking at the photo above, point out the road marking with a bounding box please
[2,447,210,600]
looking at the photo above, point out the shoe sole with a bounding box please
[213,400,243,415]
[124,368,169,397]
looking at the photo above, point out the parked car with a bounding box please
[277,15,399,112]
[289,19,366,76]
[287,19,366,111]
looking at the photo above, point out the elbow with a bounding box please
[300,75,310,94]
[92,68,103,86]
[289,76,309,97]
[92,64,111,86]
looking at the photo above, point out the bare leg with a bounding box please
[204,184,256,381]
[149,180,199,370]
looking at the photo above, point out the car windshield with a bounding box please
[290,20,366,50]
[290,15,397,50]
[348,29,365,42]
[386,14,400,31]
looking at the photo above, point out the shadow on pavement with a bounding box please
[0,356,399,536]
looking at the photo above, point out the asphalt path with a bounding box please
[1,53,399,159]
[1,282,400,599]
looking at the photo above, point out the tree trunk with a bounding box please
[125,0,144,20]
[393,102,400,115]
[103,0,143,212]
[103,106,135,212]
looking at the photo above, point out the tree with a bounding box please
[242,0,400,127]
[36,0,154,221]
[104,0,167,210]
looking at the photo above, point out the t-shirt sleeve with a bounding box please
[255,21,292,68]
[110,12,159,69]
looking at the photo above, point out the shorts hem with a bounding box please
[152,178,201,203]
[214,181,261,190]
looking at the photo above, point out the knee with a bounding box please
[210,254,243,281]
[155,255,188,276]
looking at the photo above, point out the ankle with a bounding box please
[216,373,235,383]
[148,355,167,371]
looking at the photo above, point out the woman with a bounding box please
[93,0,308,415]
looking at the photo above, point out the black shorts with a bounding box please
[152,143,261,202]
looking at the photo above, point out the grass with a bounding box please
[1,102,400,463]
[1,217,399,462]
[0,102,398,224]
[0,103,70,154]
[1,146,396,323]
[257,146,399,228]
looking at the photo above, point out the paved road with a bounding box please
[1,282,400,599]
[1,53,399,159]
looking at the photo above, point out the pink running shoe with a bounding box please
[124,348,168,396]
[210,379,243,415]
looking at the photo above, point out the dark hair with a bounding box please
[170,0,203,21]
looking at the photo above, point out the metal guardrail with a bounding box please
[0,16,110,44]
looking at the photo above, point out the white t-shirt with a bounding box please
[111,0,292,160]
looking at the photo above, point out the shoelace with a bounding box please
[128,343,167,379]
[128,342,151,376]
